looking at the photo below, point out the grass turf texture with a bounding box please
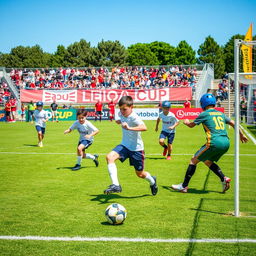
[0,121,255,255]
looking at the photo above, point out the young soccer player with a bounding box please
[155,101,179,160]
[64,109,99,171]
[33,101,48,147]
[104,96,158,196]
[171,94,248,193]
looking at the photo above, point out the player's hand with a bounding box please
[183,119,190,125]
[169,126,174,130]
[85,134,91,139]
[121,122,129,130]
[240,134,249,143]
[64,130,69,134]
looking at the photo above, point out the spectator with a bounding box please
[10,97,17,122]
[95,100,103,122]
[50,100,59,122]
[240,96,247,123]
[27,100,35,122]
[5,100,12,122]
[21,103,25,121]
[183,98,191,108]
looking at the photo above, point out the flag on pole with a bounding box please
[241,23,253,79]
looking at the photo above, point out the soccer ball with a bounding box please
[105,203,127,225]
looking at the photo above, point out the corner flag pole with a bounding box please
[234,39,241,217]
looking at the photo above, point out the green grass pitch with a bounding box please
[0,120,256,255]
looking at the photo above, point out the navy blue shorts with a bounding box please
[159,131,175,144]
[112,144,145,171]
[78,139,92,150]
[35,125,46,134]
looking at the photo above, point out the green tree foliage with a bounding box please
[127,43,159,66]
[148,41,176,65]
[175,40,196,65]
[96,40,127,66]
[198,36,225,78]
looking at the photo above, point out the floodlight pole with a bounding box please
[234,39,241,217]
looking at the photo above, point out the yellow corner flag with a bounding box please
[241,23,253,79]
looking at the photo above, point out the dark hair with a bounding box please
[77,109,88,116]
[118,96,133,107]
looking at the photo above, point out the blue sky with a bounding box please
[0,0,255,53]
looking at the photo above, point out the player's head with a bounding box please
[77,109,88,124]
[200,94,216,110]
[162,101,171,114]
[118,96,133,117]
[36,101,44,109]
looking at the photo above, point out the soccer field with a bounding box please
[0,121,256,255]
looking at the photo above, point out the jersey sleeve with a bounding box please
[224,114,231,124]
[133,114,144,126]
[194,112,207,125]
[87,121,99,132]
[44,111,48,119]
[70,121,78,130]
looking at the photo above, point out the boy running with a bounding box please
[33,101,48,147]
[171,94,248,193]
[155,101,179,160]
[64,109,99,171]
[104,96,158,196]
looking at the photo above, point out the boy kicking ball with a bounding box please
[171,94,248,193]
[104,96,158,196]
[155,101,179,160]
[64,109,99,171]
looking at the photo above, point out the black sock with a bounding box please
[162,144,168,149]
[209,163,225,182]
[167,154,170,156]
[182,164,196,187]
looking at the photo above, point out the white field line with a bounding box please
[0,235,256,243]
[0,152,255,156]
[240,125,256,145]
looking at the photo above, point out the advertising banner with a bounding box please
[20,88,192,103]
[86,109,110,120]
[44,109,77,121]
[0,110,6,121]
[115,108,159,120]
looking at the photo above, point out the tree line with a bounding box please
[0,35,255,78]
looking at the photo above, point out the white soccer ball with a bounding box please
[105,203,127,225]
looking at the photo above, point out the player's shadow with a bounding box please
[90,193,150,204]
[23,144,38,147]
[145,156,164,160]
[56,166,87,171]
[162,186,220,194]
[190,207,228,216]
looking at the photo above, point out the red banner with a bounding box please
[20,88,192,103]
[170,107,225,120]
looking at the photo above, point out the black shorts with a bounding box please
[96,111,102,115]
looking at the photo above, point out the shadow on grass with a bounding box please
[190,207,227,216]
[23,144,38,147]
[56,166,87,171]
[90,193,150,204]
[145,156,165,160]
[101,221,125,226]
[162,185,220,194]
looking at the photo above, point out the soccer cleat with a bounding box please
[38,141,43,147]
[166,155,171,160]
[104,184,122,194]
[150,176,158,196]
[72,164,81,171]
[171,183,188,193]
[93,154,99,167]
[222,176,231,193]
[163,147,168,156]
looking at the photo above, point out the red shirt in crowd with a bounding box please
[95,102,103,111]
[183,100,191,108]
[108,101,115,114]
[5,102,12,112]
[10,98,17,111]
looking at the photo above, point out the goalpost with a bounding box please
[233,39,256,217]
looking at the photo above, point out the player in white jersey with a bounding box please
[33,101,48,147]
[155,101,179,160]
[104,96,158,195]
[64,109,99,171]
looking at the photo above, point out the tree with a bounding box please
[49,45,69,67]
[148,41,176,65]
[127,43,159,66]
[175,40,196,65]
[96,40,127,66]
[198,36,225,78]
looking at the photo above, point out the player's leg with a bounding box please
[99,112,102,122]
[82,141,99,167]
[52,111,54,122]
[159,132,168,156]
[104,150,122,194]
[166,133,175,160]
[56,111,58,122]
[72,144,85,170]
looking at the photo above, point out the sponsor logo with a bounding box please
[43,90,77,103]
[176,109,201,119]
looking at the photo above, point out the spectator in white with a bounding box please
[50,100,58,122]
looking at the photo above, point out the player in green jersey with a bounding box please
[171,93,248,193]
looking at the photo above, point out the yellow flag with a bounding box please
[241,24,253,79]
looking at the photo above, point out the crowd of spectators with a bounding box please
[9,66,198,90]
[0,81,12,105]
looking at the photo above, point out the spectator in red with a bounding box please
[10,97,17,122]
[183,98,191,108]
[5,100,12,122]
[108,100,115,121]
[95,100,103,122]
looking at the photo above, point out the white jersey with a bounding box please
[159,112,179,133]
[33,109,48,128]
[117,111,144,151]
[70,120,98,142]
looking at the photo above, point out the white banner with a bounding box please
[115,108,159,120]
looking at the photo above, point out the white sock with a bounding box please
[144,172,155,185]
[77,156,82,165]
[85,153,95,160]
[108,163,119,186]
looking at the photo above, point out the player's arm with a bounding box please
[122,122,147,131]
[155,117,160,132]
[169,120,180,130]
[227,120,248,143]
[64,128,72,134]
[116,120,121,124]
[183,119,196,128]
[85,129,99,139]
